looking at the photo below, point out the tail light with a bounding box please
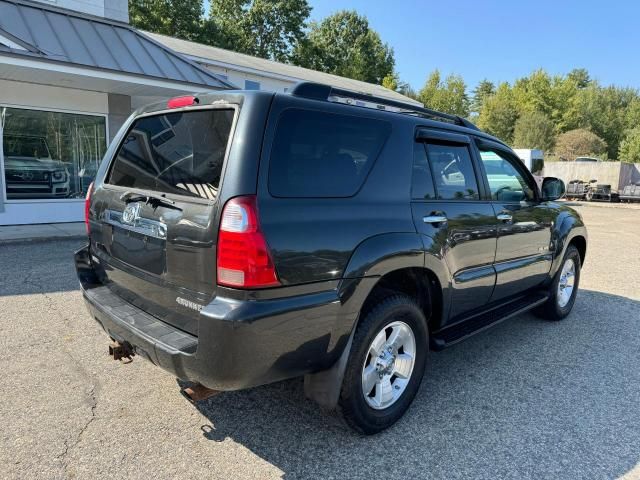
[85,182,94,235]
[217,196,280,288]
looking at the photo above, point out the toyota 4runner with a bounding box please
[76,83,587,434]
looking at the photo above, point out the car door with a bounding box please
[474,139,555,301]
[411,129,498,323]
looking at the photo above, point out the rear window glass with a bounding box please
[108,109,234,200]
[268,109,391,197]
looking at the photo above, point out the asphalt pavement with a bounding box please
[0,203,638,479]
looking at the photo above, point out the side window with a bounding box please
[425,143,479,200]
[411,143,436,200]
[268,109,391,198]
[479,149,535,202]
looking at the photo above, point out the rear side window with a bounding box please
[426,143,479,200]
[108,109,234,200]
[268,109,391,197]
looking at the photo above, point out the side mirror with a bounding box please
[541,177,565,201]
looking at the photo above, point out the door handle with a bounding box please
[423,215,448,224]
[496,213,513,222]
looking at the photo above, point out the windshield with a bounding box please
[4,136,52,159]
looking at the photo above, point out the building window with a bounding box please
[245,80,261,90]
[0,107,107,200]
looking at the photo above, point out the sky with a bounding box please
[203,1,640,91]
[306,0,640,90]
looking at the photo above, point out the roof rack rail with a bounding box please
[289,82,479,131]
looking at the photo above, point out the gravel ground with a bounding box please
[0,203,638,480]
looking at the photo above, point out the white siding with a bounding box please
[0,79,108,114]
[202,64,295,93]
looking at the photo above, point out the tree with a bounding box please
[513,69,554,117]
[513,111,556,151]
[618,128,640,163]
[381,73,398,91]
[208,0,311,62]
[129,0,205,41]
[567,68,591,89]
[471,79,495,115]
[563,83,637,158]
[293,11,395,84]
[554,129,607,161]
[477,82,518,143]
[417,70,470,117]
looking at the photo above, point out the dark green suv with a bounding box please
[76,82,587,434]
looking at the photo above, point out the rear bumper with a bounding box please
[76,245,354,390]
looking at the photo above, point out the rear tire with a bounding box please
[338,294,428,435]
[535,245,581,321]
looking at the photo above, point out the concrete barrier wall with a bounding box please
[544,162,640,191]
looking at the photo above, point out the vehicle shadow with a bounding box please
[190,289,640,479]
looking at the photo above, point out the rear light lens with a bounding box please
[167,95,198,109]
[217,196,280,288]
[85,182,94,235]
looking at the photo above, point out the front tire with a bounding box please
[338,294,428,435]
[535,245,581,320]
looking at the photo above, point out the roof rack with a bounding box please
[289,82,479,131]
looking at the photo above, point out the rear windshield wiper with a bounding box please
[120,191,182,211]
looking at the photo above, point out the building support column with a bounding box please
[107,93,132,143]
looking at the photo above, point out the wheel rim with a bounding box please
[361,321,416,410]
[557,258,576,308]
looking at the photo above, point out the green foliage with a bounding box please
[469,69,640,159]
[618,127,640,163]
[293,11,395,84]
[417,70,469,117]
[208,0,311,62]
[471,79,495,115]
[382,73,399,91]
[554,129,607,161]
[564,84,637,158]
[513,111,556,151]
[129,0,205,41]
[477,82,518,143]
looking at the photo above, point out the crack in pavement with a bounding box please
[16,266,102,479]
[56,383,98,477]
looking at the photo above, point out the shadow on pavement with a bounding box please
[0,239,85,297]
[190,289,640,479]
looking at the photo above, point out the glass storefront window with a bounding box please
[0,107,107,200]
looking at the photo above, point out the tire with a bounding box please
[535,245,581,321]
[338,294,428,435]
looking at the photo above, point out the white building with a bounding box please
[0,0,418,226]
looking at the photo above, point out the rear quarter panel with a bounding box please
[257,96,419,285]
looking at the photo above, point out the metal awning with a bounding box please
[0,0,232,90]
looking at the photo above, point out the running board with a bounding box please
[431,292,549,350]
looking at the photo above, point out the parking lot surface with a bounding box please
[0,202,639,480]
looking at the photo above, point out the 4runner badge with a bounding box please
[176,297,204,312]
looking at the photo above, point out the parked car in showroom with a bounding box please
[76,83,587,434]
[3,134,70,199]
